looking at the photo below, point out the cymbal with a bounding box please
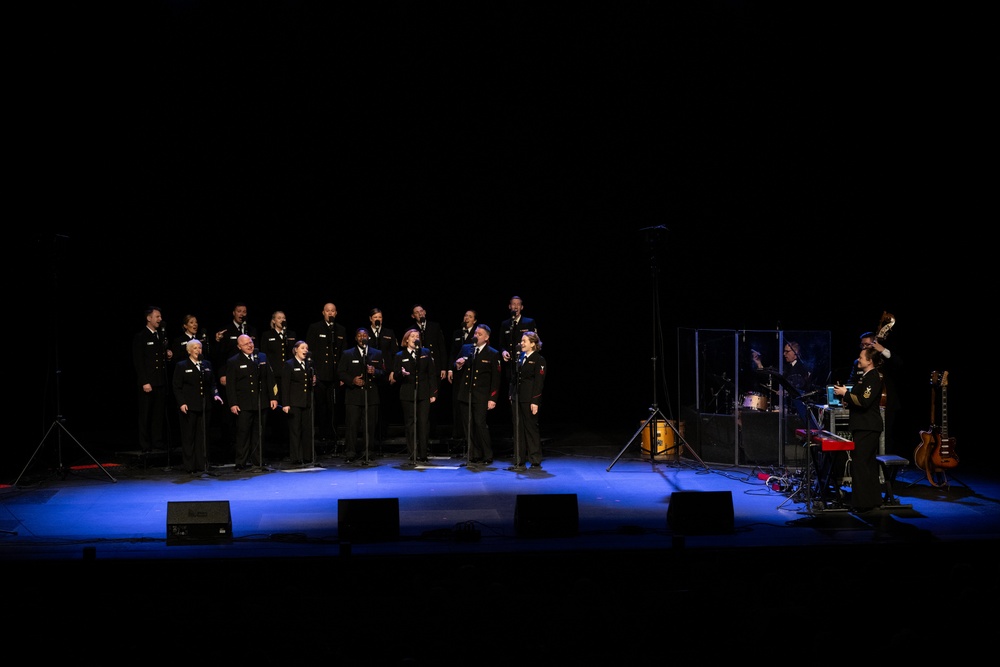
[709,373,734,388]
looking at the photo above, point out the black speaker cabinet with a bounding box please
[166,500,232,545]
[514,493,579,538]
[740,410,780,464]
[666,491,734,535]
[697,413,738,464]
[338,498,400,543]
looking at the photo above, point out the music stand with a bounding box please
[608,225,707,471]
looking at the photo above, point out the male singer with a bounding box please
[132,306,172,454]
[226,334,277,471]
[338,328,385,463]
[305,302,346,447]
[454,324,501,466]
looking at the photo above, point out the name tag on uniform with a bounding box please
[239,364,248,369]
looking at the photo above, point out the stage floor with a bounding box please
[4,434,997,660]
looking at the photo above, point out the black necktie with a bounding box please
[195,363,201,372]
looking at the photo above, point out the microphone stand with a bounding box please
[162,333,173,472]
[330,323,339,458]
[253,354,265,471]
[361,349,373,466]
[199,362,217,477]
[307,357,320,467]
[403,350,419,468]
[508,353,524,472]
[461,348,476,468]
[414,351,420,466]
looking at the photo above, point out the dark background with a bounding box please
[14,3,969,478]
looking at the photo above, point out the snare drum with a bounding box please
[741,392,769,411]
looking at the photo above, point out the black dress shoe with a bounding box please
[530,462,543,469]
[345,457,356,463]
[483,459,493,465]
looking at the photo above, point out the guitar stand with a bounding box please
[906,467,956,490]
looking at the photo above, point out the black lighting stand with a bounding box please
[16,234,115,487]
[609,225,708,472]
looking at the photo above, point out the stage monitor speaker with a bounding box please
[515,493,579,538]
[667,491,734,535]
[166,500,232,546]
[338,498,400,543]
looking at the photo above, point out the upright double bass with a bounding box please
[875,311,895,407]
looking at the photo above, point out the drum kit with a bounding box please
[740,367,822,414]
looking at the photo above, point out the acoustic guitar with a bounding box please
[931,371,959,469]
[913,371,938,473]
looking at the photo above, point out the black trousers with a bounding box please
[458,399,492,461]
[344,403,379,458]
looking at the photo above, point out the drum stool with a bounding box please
[876,455,911,509]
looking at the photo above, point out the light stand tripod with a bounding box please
[609,225,708,472]
[16,405,117,486]
[16,234,115,487]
